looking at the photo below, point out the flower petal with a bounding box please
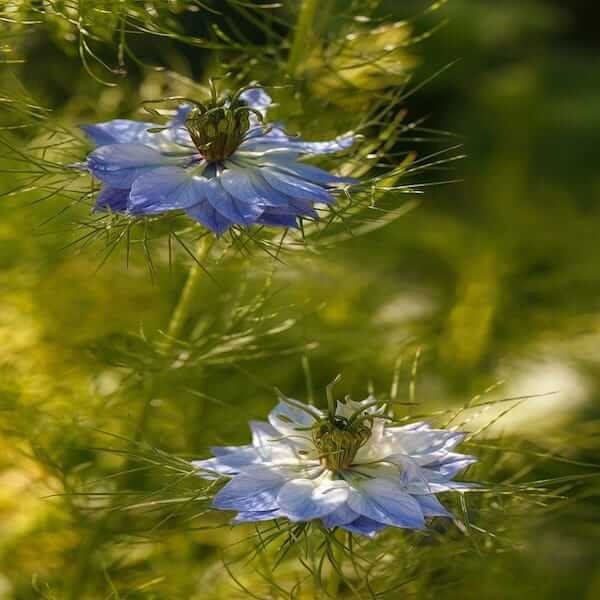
[268,399,318,436]
[340,516,387,537]
[81,120,157,147]
[259,168,333,204]
[250,421,281,448]
[232,509,283,524]
[93,187,129,212]
[212,466,287,512]
[348,478,426,529]
[240,87,272,115]
[277,478,350,522]
[128,166,208,214]
[205,177,264,225]
[415,494,452,518]
[192,446,260,478]
[87,143,173,189]
[321,503,359,528]
[185,200,233,236]
[422,453,477,479]
[266,158,357,187]
[257,212,299,228]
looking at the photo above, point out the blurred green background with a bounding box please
[1,0,599,598]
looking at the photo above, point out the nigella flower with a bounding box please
[193,395,477,537]
[79,86,356,235]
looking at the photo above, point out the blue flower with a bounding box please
[80,87,356,235]
[193,395,477,537]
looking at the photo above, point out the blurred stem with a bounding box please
[134,235,216,441]
[326,530,346,598]
[288,0,320,75]
[166,234,216,345]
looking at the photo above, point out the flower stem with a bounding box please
[326,530,346,598]
[134,235,215,441]
[165,235,216,345]
[288,0,320,75]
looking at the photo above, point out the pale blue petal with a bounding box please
[241,131,356,155]
[240,87,272,115]
[93,187,129,212]
[81,120,157,147]
[416,494,452,518]
[321,503,359,528]
[232,509,283,524]
[87,144,172,189]
[286,132,356,155]
[212,466,286,512]
[340,517,387,537]
[259,168,332,204]
[128,166,208,214]
[423,453,477,479]
[169,104,192,127]
[267,159,357,186]
[348,479,426,529]
[268,399,318,434]
[277,479,349,522]
[192,447,259,478]
[205,178,263,225]
[249,421,281,448]
[185,201,233,235]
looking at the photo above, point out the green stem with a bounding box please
[288,0,321,75]
[326,530,346,598]
[166,235,216,344]
[134,235,215,442]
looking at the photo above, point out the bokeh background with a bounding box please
[1,1,599,598]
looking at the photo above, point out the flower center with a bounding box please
[312,417,371,472]
[185,99,250,162]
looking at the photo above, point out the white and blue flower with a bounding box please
[193,395,477,537]
[80,87,356,235]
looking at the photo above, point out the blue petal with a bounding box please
[249,421,280,448]
[169,104,193,127]
[266,158,357,186]
[277,479,349,522]
[266,200,319,219]
[93,187,129,212]
[415,494,452,518]
[87,143,171,189]
[192,447,259,478]
[240,87,272,115]
[257,212,298,228]
[423,453,477,479]
[340,516,387,537]
[321,504,359,528]
[128,166,208,214]
[212,466,286,512]
[259,168,333,204]
[185,200,233,236]
[239,167,317,215]
[241,131,356,155]
[206,177,263,225]
[219,167,267,210]
[348,479,426,529]
[232,509,283,524]
[81,120,157,147]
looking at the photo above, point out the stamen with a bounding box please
[185,95,256,162]
[312,416,372,472]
